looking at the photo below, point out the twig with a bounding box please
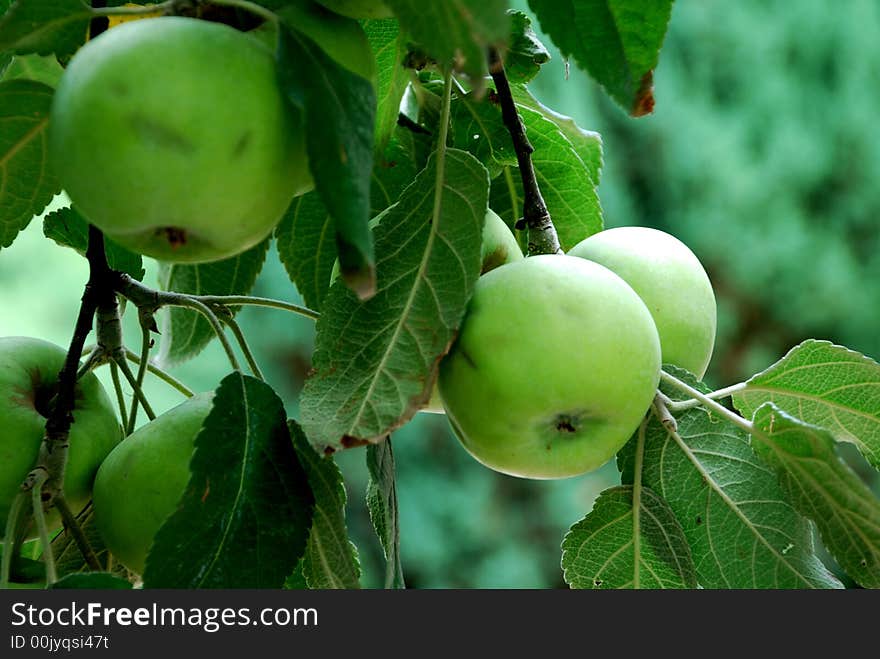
[30,472,57,585]
[109,361,130,433]
[126,323,154,434]
[1,493,27,588]
[121,348,194,398]
[222,316,264,380]
[665,382,747,413]
[54,496,101,572]
[659,371,754,435]
[489,47,561,256]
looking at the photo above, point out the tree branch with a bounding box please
[489,47,561,256]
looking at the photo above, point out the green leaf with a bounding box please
[43,206,145,280]
[490,103,602,250]
[504,10,550,84]
[50,573,132,589]
[371,126,422,214]
[364,18,408,158]
[618,368,843,589]
[367,438,404,588]
[277,22,377,299]
[157,240,270,365]
[0,0,90,61]
[527,0,673,116]
[751,403,880,589]
[0,79,59,250]
[276,129,421,313]
[0,53,63,86]
[733,340,880,471]
[384,0,509,82]
[300,149,488,449]
[291,421,361,589]
[275,192,336,313]
[562,485,697,589]
[449,91,517,179]
[511,84,603,186]
[143,373,314,588]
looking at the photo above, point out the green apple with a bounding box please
[92,393,214,575]
[314,0,393,20]
[568,227,716,378]
[438,255,661,479]
[0,337,121,540]
[420,209,523,414]
[49,16,311,264]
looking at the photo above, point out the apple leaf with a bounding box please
[511,85,603,187]
[276,130,420,313]
[290,421,362,589]
[157,239,270,366]
[0,79,59,251]
[562,485,697,589]
[0,0,90,61]
[490,103,602,250]
[0,53,64,86]
[750,403,880,589]
[371,127,422,214]
[504,10,550,84]
[618,367,843,589]
[733,340,880,471]
[50,573,132,589]
[367,439,405,588]
[527,0,673,116]
[275,192,336,313]
[277,22,377,300]
[384,0,510,83]
[300,149,487,450]
[363,18,409,158]
[43,206,145,281]
[449,91,517,180]
[143,373,314,588]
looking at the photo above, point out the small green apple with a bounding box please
[92,393,214,575]
[438,255,661,479]
[568,227,716,378]
[49,17,311,264]
[420,209,523,414]
[0,337,121,540]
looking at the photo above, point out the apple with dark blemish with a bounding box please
[0,337,121,539]
[48,17,311,263]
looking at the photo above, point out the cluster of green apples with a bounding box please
[0,335,212,581]
[434,221,717,480]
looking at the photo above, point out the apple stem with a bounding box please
[30,471,58,585]
[125,322,155,435]
[658,371,754,435]
[664,382,747,413]
[222,315,265,381]
[0,493,27,588]
[109,361,130,433]
[489,48,562,257]
[54,496,103,572]
[652,392,678,433]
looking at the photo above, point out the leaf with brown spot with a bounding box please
[527,0,673,116]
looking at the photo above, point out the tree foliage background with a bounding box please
[2,0,879,587]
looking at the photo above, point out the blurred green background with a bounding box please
[2,0,880,588]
